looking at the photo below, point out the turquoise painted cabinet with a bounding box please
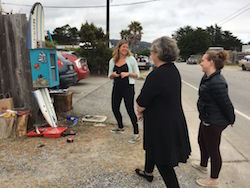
[29,48,59,88]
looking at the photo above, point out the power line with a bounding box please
[219,8,250,25]
[217,3,250,25]
[108,0,159,7]
[2,0,159,9]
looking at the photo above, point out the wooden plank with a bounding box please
[0,14,41,130]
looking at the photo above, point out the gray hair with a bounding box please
[151,36,179,63]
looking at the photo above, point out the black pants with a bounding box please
[198,122,227,178]
[144,151,180,188]
[112,84,139,134]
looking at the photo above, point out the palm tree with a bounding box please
[120,29,130,41]
[128,21,143,52]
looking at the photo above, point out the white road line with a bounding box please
[234,109,250,121]
[182,80,198,91]
[182,80,250,121]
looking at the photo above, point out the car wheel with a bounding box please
[242,65,246,71]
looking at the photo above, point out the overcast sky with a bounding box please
[2,0,250,43]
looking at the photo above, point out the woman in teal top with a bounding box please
[108,40,140,144]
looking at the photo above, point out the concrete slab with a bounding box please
[219,162,250,188]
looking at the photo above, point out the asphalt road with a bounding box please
[176,63,250,161]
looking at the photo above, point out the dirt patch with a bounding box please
[0,121,163,187]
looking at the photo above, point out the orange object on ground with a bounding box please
[27,126,67,138]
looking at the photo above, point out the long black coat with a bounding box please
[136,63,191,166]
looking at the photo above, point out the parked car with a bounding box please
[187,55,198,64]
[239,55,250,71]
[61,51,90,81]
[176,57,185,63]
[136,55,151,70]
[56,51,78,88]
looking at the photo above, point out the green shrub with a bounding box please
[79,44,112,75]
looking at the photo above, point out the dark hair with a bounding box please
[151,36,179,63]
[206,50,230,70]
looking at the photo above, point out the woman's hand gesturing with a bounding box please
[120,72,130,78]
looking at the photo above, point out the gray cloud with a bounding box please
[2,0,250,43]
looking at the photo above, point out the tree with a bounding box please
[128,21,143,52]
[221,31,242,51]
[52,26,66,44]
[79,22,107,48]
[206,24,242,51]
[172,25,193,41]
[120,21,143,52]
[120,29,130,41]
[52,24,79,45]
[173,26,210,59]
[78,22,111,74]
[68,27,79,45]
[174,25,243,59]
[206,25,224,47]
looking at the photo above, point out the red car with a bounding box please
[61,51,90,81]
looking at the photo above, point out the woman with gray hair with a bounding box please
[135,36,191,187]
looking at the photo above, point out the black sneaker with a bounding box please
[110,128,124,134]
[135,168,154,182]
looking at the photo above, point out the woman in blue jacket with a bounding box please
[193,50,235,187]
[108,40,140,144]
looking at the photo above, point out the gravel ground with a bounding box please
[0,119,198,188]
[0,71,200,188]
[0,70,248,188]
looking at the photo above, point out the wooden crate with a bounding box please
[53,91,73,112]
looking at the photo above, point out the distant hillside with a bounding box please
[110,39,151,51]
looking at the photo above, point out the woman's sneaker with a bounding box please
[128,134,140,144]
[110,128,124,134]
[196,178,219,187]
[191,163,208,174]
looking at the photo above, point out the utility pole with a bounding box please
[106,0,110,47]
